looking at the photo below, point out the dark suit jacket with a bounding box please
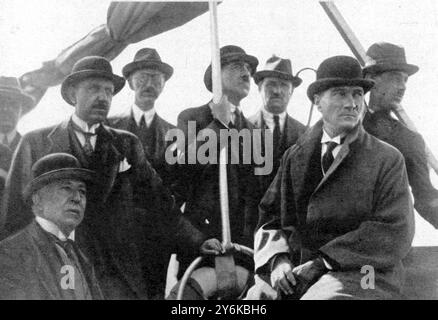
[255,120,414,297]
[248,111,306,194]
[363,110,438,228]
[0,119,184,299]
[108,110,176,187]
[8,132,21,155]
[0,220,103,300]
[175,103,260,259]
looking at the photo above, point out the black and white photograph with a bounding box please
[0,0,437,306]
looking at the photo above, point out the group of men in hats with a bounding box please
[0,39,434,300]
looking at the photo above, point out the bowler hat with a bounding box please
[61,56,126,106]
[24,153,95,201]
[363,42,419,76]
[307,56,375,102]
[204,45,259,92]
[122,48,174,80]
[253,55,302,87]
[0,76,35,114]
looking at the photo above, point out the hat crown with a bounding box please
[316,56,362,82]
[32,153,82,180]
[72,56,114,75]
[133,48,162,63]
[220,45,247,57]
[263,55,293,76]
[366,42,407,65]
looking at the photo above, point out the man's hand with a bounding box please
[270,255,296,295]
[200,238,224,255]
[292,257,327,295]
[211,95,232,126]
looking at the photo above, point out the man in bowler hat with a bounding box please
[253,56,414,299]
[1,56,192,299]
[0,153,103,300]
[362,42,438,229]
[250,55,306,194]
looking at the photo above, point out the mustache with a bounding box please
[141,87,158,97]
[92,101,109,109]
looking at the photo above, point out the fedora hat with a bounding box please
[122,48,174,80]
[0,76,35,114]
[204,45,259,92]
[307,56,375,102]
[61,56,126,106]
[363,42,419,76]
[24,153,95,201]
[253,55,302,87]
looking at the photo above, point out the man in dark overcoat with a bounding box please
[0,153,103,300]
[253,56,415,300]
[249,55,306,194]
[362,42,438,228]
[1,56,191,299]
[175,45,262,264]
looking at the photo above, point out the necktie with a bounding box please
[273,115,281,160]
[50,235,90,299]
[71,122,96,157]
[322,141,338,174]
[139,114,147,130]
[229,110,241,129]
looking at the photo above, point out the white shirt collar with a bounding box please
[261,109,287,133]
[71,113,100,134]
[208,101,241,114]
[35,216,75,241]
[321,128,344,145]
[131,104,156,127]
[261,109,287,122]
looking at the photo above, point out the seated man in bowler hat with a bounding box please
[0,153,103,300]
[362,42,438,229]
[2,56,195,299]
[250,55,306,194]
[252,56,414,299]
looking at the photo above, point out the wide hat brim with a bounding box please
[0,88,35,114]
[61,70,126,106]
[363,62,419,76]
[23,168,95,202]
[204,53,259,92]
[307,78,375,101]
[253,70,303,87]
[122,61,174,80]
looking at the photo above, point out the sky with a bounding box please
[1,0,438,245]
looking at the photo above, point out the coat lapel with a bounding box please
[95,125,124,203]
[47,120,72,154]
[108,108,133,131]
[290,121,323,205]
[27,221,74,300]
[314,124,362,193]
